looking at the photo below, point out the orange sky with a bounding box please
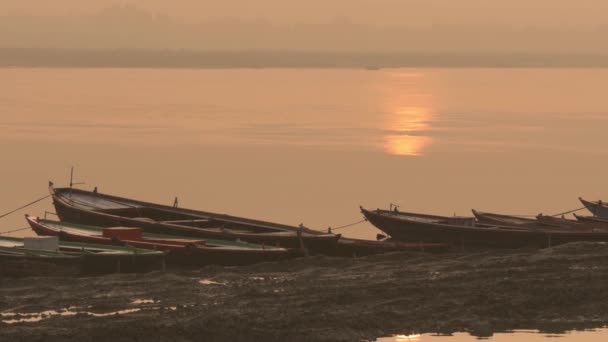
[4,0,608,26]
[2,0,608,51]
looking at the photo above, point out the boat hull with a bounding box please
[50,187,339,254]
[580,198,608,219]
[27,216,299,267]
[362,208,608,249]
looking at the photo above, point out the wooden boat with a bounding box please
[361,207,608,249]
[535,214,595,229]
[574,214,608,227]
[472,210,543,228]
[473,210,588,229]
[0,235,164,277]
[332,237,449,256]
[579,197,608,218]
[49,183,340,254]
[26,215,299,266]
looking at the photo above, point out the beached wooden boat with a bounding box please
[0,235,164,277]
[473,210,587,229]
[49,183,340,254]
[535,214,594,229]
[579,197,608,218]
[574,214,608,227]
[26,215,299,266]
[472,210,542,228]
[332,237,449,256]
[361,207,608,248]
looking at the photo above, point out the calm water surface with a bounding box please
[378,329,608,341]
[1,68,608,239]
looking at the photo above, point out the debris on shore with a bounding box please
[2,242,608,341]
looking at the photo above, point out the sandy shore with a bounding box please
[2,242,608,341]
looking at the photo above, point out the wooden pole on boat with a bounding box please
[298,223,309,257]
[68,167,85,190]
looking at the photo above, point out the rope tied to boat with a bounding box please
[0,194,51,220]
[550,206,586,217]
[489,206,587,219]
[0,227,31,235]
[330,218,368,231]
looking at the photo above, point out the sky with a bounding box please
[2,0,608,52]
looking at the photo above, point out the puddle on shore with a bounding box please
[1,307,143,324]
[1,304,183,325]
[131,299,158,305]
[199,279,226,285]
[376,329,608,341]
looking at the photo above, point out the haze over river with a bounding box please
[2,68,608,240]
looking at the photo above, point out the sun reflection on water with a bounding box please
[394,334,422,341]
[384,106,434,156]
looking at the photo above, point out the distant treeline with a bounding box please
[2,48,608,68]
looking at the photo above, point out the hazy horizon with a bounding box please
[3,0,608,53]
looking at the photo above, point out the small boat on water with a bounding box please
[26,215,299,266]
[579,197,608,218]
[49,183,340,254]
[361,207,608,249]
[0,235,164,277]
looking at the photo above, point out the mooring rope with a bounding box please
[550,206,586,217]
[0,195,51,220]
[0,226,31,235]
[331,218,368,231]
[481,206,588,219]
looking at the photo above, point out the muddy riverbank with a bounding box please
[2,242,608,341]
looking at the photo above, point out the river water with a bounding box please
[378,329,608,341]
[1,67,608,241]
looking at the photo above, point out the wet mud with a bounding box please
[2,242,608,341]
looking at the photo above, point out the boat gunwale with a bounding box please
[50,185,339,242]
[50,184,331,235]
[27,215,291,254]
[363,208,608,236]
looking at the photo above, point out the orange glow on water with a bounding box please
[394,334,422,341]
[385,134,432,156]
[384,106,434,156]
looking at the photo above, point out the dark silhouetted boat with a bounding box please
[361,207,608,248]
[331,237,449,256]
[49,183,340,254]
[473,210,588,229]
[0,234,164,277]
[472,210,542,228]
[26,215,299,266]
[579,197,608,218]
[574,213,608,227]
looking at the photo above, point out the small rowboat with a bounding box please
[579,197,608,218]
[49,183,340,254]
[26,215,299,266]
[332,237,449,256]
[361,207,608,249]
[472,210,542,228]
[574,214,608,227]
[0,235,164,277]
[473,210,589,230]
[535,214,596,229]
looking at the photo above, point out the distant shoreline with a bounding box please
[2,49,608,68]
